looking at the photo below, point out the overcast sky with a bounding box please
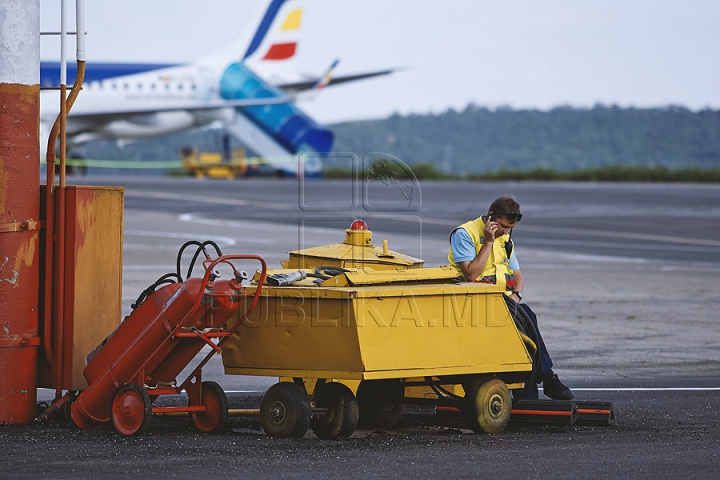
[39,0,720,124]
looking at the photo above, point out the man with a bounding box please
[448,195,574,400]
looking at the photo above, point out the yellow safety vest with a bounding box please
[448,216,516,287]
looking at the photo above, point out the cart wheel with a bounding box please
[357,379,403,428]
[311,383,360,439]
[190,381,228,433]
[111,383,152,436]
[465,377,511,434]
[260,382,311,438]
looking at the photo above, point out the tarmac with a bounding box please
[4,178,719,478]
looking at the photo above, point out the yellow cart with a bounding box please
[222,222,535,438]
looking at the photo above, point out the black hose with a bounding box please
[176,240,223,281]
[307,266,350,283]
[503,295,540,403]
[130,272,181,310]
[131,241,224,311]
[431,382,464,400]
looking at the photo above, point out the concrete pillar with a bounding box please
[0,0,41,424]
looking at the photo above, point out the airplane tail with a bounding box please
[202,0,333,174]
[202,0,303,82]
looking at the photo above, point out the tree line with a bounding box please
[328,104,720,175]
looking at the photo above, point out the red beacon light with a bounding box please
[350,220,368,231]
[345,220,372,246]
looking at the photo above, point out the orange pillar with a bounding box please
[0,0,41,424]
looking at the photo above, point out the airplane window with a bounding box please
[112,83,117,89]
[191,84,197,90]
[165,84,170,90]
[124,83,129,89]
[151,84,156,90]
[137,83,142,90]
[178,84,183,90]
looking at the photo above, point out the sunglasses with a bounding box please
[499,211,523,222]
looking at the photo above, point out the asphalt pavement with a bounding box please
[3,177,719,478]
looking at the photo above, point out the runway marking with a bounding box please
[125,189,290,210]
[572,387,720,391]
[125,229,237,246]
[362,213,720,247]
[125,190,720,247]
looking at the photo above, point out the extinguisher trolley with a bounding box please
[71,248,267,436]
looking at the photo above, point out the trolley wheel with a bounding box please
[190,381,228,433]
[357,379,403,428]
[311,383,360,439]
[260,382,311,438]
[465,377,512,434]
[111,383,152,436]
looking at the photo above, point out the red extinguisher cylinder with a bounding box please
[70,277,245,429]
[71,280,206,428]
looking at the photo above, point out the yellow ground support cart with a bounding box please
[222,221,536,438]
[181,147,248,179]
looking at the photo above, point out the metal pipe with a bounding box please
[42,0,86,395]
[54,0,68,400]
[75,0,86,62]
[41,61,84,369]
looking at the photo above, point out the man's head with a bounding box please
[488,195,522,233]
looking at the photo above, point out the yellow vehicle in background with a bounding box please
[181,147,249,179]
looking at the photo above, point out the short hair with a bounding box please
[488,195,521,217]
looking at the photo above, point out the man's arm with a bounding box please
[454,220,499,281]
[510,268,524,302]
[457,241,493,281]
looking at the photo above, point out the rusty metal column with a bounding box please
[0,0,41,424]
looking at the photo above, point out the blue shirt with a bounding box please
[450,228,520,271]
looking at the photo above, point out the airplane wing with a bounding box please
[276,68,397,92]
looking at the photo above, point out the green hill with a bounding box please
[328,104,720,175]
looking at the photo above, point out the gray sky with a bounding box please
[40,0,720,124]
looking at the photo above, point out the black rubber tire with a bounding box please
[260,382,311,438]
[111,383,152,436]
[190,381,228,433]
[464,377,512,434]
[357,379,403,428]
[311,383,360,439]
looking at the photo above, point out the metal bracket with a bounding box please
[0,220,42,233]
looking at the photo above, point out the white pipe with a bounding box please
[75,0,85,61]
[60,0,66,85]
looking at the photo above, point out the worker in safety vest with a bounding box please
[448,194,574,401]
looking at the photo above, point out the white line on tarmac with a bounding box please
[125,229,237,246]
[572,387,720,391]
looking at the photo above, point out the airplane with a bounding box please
[39,0,395,177]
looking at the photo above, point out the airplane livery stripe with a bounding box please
[243,0,287,60]
[263,42,297,60]
[281,8,302,31]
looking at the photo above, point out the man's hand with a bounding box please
[484,217,498,242]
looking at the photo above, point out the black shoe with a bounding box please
[543,373,575,400]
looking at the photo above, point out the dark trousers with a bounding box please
[516,303,554,399]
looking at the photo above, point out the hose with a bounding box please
[503,295,540,403]
[307,266,351,283]
[177,240,223,280]
[130,241,224,312]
